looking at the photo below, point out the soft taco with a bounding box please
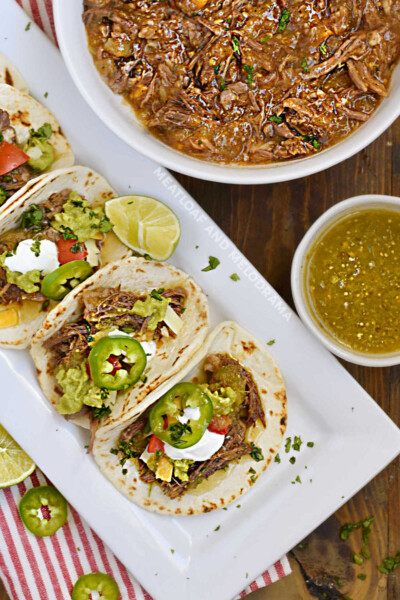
[0,83,74,206]
[93,321,287,515]
[0,165,130,348]
[30,257,210,441]
[0,54,29,92]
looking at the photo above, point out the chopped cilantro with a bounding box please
[274,453,281,463]
[170,549,175,554]
[250,442,264,462]
[202,256,220,271]
[289,456,296,464]
[44,92,49,98]
[295,475,302,483]
[285,437,291,453]
[232,36,241,56]
[243,64,254,84]
[25,21,31,31]
[230,273,240,281]
[293,436,302,451]
[122,468,128,475]
[70,242,84,253]
[0,186,8,206]
[320,42,328,55]
[278,8,291,33]
[150,288,165,301]
[40,299,50,312]
[30,240,41,257]
[260,35,269,42]
[307,441,314,447]
[377,552,400,574]
[92,404,111,420]
[214,525,220,531]
[353,553,364,566]
[357,574,367,580]
[267,339,275,345]
[269,115,283,124]
[301,57,310,73]
[21,204,44,230]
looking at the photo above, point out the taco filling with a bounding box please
[0,112,56,204]
[0,189,113,326]
[114,353,266,499]
[44,285,187,426]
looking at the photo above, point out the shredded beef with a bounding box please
[83,0,400,164]
[82,286,186,333]
[44,320,96,367]
[45,286,186,366]
[138,416,252,499]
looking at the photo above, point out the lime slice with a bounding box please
[105,195,181,261]
[0,425,35,488]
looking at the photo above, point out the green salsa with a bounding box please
[305,208,400,354]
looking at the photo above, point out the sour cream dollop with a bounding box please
[163,430,224,461]
[107,330,157,361]
[4,239,59,275]
[178,407,201,424]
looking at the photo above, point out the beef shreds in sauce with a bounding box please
[118,352,265,499]
[0,110,35,203]
[45,286,187,368]
[83,0,400,164]
[0,190,70,306]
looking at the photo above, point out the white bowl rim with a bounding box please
[291,194,400,367]
[53,0,400,185]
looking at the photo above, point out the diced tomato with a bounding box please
[86,362,92,380]
[208,415,232,435]
[148,435,165,454]
[162,415,168,430]
[0,141,29,176]
[57,238,88,264]
[107,355,122,376]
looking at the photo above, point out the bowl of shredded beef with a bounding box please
[53,0,400,183]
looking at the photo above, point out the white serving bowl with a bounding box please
[53,0,400,185]
[291,195,400,367]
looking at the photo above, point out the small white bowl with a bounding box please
[53,0,400,185]
[291,194,400,367]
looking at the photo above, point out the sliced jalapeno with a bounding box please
[88,336,147,391]
[19,486,68,537]
[150,382,213,449]
[41,260,93,300]
[72,573,119,600]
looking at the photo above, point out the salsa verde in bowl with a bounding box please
[291,195,400,366]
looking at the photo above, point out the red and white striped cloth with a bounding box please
[1,2,292,598]
[0,470,291,599]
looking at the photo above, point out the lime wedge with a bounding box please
[105,195,181,261]
[0,425,35,488]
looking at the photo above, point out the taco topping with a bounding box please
[115,353,266,498]
[0,112,56,204]
[0,189,112,317]
[44,286,186,418]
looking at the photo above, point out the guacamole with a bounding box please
[51,191,113,242]
[173,459,193,482]
[0,252,41,293]
[132,295,170,330]
[55,362,107,414]
[202,385,237,416]
[23,123,55,172]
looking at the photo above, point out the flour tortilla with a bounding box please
[93,321,287,515]
[0,83,74,203]
[0,165,129,348]
[30,257,210,428]
[0,55,29,92]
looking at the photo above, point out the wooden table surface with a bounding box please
[1,120,399,599]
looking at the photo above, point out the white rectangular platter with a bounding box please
[1,3,400,600]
